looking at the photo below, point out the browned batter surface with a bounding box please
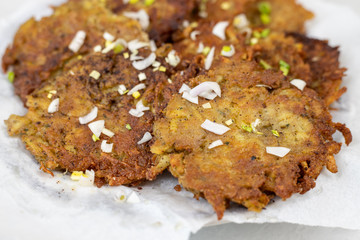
[2,0,147,103]
[150,59,351,219]
[6,49,175,187]
[106,0,197,44]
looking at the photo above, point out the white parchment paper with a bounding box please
[0,0,359,239]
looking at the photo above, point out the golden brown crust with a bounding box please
[151,59,351,219]
[106,0,197,44]
[245,0,313,33]
[5,51,173,186]
[287,32,347,105]
[2,0,147,103]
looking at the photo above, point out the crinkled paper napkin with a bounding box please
[0,0,359,239]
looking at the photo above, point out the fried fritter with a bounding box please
[252,32,346,106]
[245,0,313,33]
[5,50,174,187]
[2,0,147,103]
[287,33,347,106]
[194,0,312,32]
[106,0,196,44]
[150,59,352,219]
[174,14,344,106]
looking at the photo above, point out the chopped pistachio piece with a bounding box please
[132,91,141,99]
[202,102,212,109]
[7,71,15,83]
[259,59,272,70]
[114,44,124,54]
[222,45,232,52]
[279,60,290,76]
[241,123,252,133]
[92,134,100,142]
[202,46,211,56]
[260,14,271,25]
[159,66,167,72]
[225,119,233,126]
[126,124,132,130]
[271,130,280,137]
[145,0,155,6]
[261,28,271,38]
[258,2,271,14]
[90,70,101,80]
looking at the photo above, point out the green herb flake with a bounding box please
[125,124,132,130]
[260,13,271,25]
[261,28,270,38]
[259,59,272,70]
[114,44,124,54]
[92,134,100,142]
[241,124,253,133]
[222,45,232,52]
[7,71,15,83]
[145,0,155,6]
[271,130,280,137]
[253,31,261,39]
[279,60,290,76]
[258,2,271,15]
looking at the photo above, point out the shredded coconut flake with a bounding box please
[290,79,307,91]
[48,98,60,113]
[225,119,233,126]
[182,92,199,104]
[233,14,249,29]
[78,170,95,186]
[79,107,98,124]
[118,84,127,95]
[93,45,102,52]
[102,128,115,138]
[205,47,215,70]
[129,100,150,118]
[127,83,146,95]
[201,119,230,135]
[197,42,205,53]
[103,32,115,42]
[69,30,86,52]
[190,81,221,99]
[149,40,157,52]
[102,38,127,54]
[138,72,147,81]
[89,70,101,80]
[179,84,191,94]
[266,147,291,157]
[132,53,156,70]
[124,10,149,30]
[127,191,141,203]
[212,21,229,40]
[137,132,152,144]
[128,39,149,53]
[208,140,224,149]
[256,84,273,89]
[88,120,105,138]
[202,102,212,109]
[101,140,113,153]
[165,50,181,67]
[190,30,200,40]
